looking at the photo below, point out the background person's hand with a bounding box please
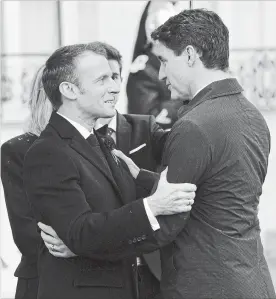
[38,222,77,258]
[147,167,196,216]
[112,149,140,178]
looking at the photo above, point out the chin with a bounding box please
[170,89,181,100]
[105,108,116,118]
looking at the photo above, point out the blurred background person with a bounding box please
[1,66,52,299]
[126,1,184,130]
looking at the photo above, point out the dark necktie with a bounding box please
[96,126,119,165]
[103,127,116,151]
[86,133,99,147]
[97,125,116,151]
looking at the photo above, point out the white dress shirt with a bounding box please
[57,112,160,231]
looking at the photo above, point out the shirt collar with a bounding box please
[177,78,243,119]
[94,114,117,132]
[56,112,93,139]
[192,84,209,99]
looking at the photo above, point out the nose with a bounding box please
[158,63,166,81]
[108,77,120,94]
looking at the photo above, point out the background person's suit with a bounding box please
[1,133,39,299]
[116,113,168,296]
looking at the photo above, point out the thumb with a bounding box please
[160,166,168,181]
[112,149,122,158]
[38,222,57,237]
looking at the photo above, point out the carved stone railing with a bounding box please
[230,48,276,111]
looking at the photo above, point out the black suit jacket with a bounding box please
[117,113,168,281]
[147,79,276,298]
[1,113,167,297]
[1,133,39,279]
[23,113,160,299]
[118,113,168,172]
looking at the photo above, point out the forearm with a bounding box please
[66,198,160,260]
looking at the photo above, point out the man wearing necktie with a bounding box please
[40,42,169,299]
[23,42,196,299]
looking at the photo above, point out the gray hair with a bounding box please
[25,65,53,136]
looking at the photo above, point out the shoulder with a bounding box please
[169,117,210,147]
[25,134,64,158]
[24,134,73,171]
[1,133,37,161]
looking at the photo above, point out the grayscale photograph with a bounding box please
[1,1,276,298]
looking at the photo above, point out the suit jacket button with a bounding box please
[142,235,146,240]
[137,237,142,242]
[133,238,137,243]
[128,240,133,244]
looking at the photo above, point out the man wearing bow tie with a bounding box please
[23,42,196,299]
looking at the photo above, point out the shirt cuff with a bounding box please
[143,198,160,231]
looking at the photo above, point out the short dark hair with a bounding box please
[151,9,229,71]
[91,42,123,74]
[42,43,107,110]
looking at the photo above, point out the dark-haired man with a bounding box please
[23,42,196,299]
[140,8,275,298]
[41,42,166,299]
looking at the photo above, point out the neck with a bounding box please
[58,105,96,131]
[190,69,231,99]
[95,117,113,126]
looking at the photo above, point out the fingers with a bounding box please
[172,190,195,203]
[159,168,197,192]
[45,242,77,258]
[41,231,62,246]
[112,149,120,157]
[47,250,66,258]
[38,222,58,238]
[112,149,126,160]
[168,182,197,192]
[160,203,192,216]
[47,250,71,258]
[174,204,192,213]
[169,183,197,192]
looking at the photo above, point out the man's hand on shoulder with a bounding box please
[146,167,196,216]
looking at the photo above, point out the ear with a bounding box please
[185,45,198,67]
[59,82,79,100]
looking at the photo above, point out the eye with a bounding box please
[161,60,167,67]
[97,76,105,84]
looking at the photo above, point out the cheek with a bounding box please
[171,65,185,86]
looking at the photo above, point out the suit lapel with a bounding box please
[49,112,121,197]
[116,113,131,155]
[70,135,121,191]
